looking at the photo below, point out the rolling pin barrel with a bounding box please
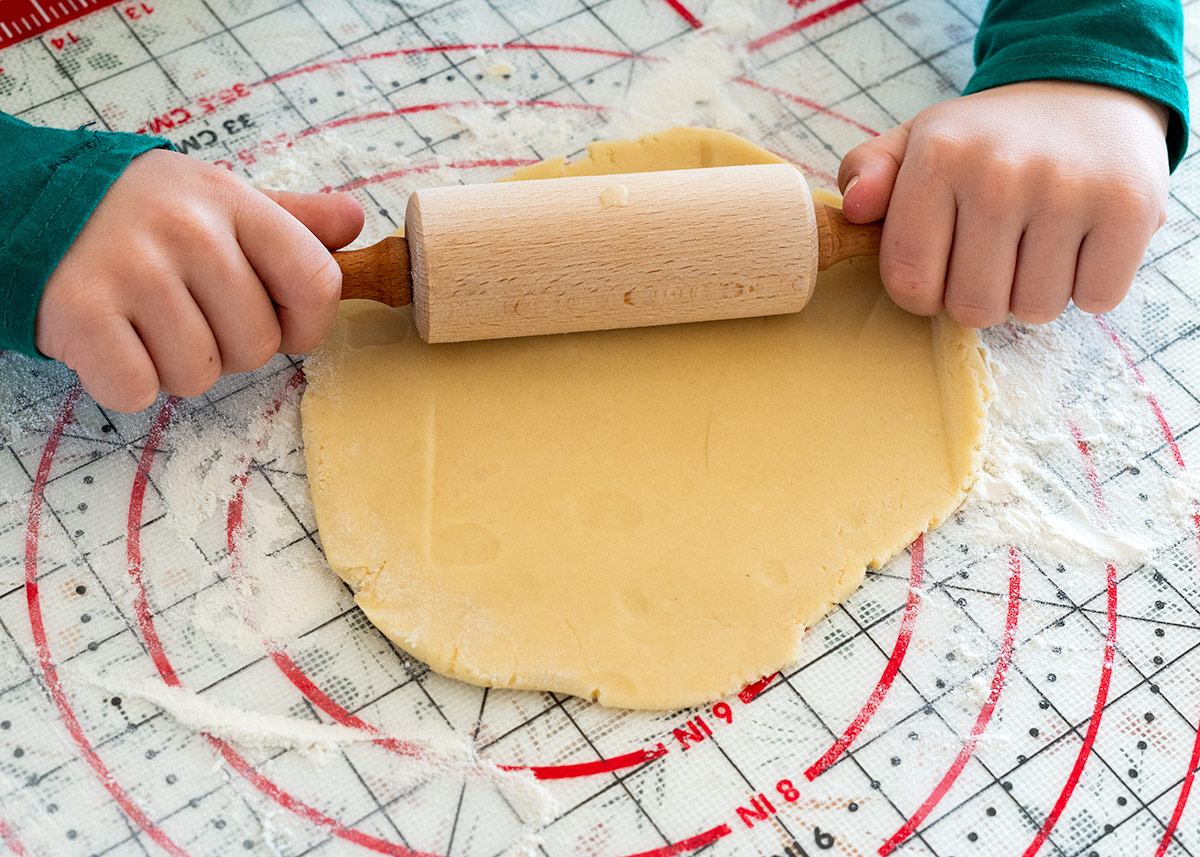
[404,163,823,343]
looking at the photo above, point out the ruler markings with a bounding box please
[0,0,121,48]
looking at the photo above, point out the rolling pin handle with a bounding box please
[335,236,414,307]
[814,203,883,270]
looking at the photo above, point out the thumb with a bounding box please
[837,120,912,223]
[259,188,365,250]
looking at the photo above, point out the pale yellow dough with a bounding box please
[302,128,992,710]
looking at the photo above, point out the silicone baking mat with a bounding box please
[1,0,1200,855]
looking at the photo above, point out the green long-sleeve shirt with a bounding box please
[0,0,1191,358]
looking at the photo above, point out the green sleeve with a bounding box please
[0,112,172,358]
[965,0,1189,171]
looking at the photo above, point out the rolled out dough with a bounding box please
[302,128,992,710]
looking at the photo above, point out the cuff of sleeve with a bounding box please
[0,130,172,359]
[964,45,1190,173]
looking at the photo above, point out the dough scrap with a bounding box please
[301,128,992,710]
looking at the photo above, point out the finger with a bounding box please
[257,189,364,250]
[70,321,160,413]
[838,121,912,223]
[234,193,343,354]
[187,238,283,375]
[1009,221,1081,324]
[943,206,1021,328]
[876,159,956,316]
[131,283,222,399]
[1073,223,1150,315]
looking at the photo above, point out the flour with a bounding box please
[72,667,557,832]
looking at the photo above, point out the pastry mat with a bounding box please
[2,0,1200,855]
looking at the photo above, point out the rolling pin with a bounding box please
[334,163,882,343]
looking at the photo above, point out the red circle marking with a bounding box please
[255,43,664,88]
[878,545,1023,856]
[805,535,926,781]
[24,386,193,857]
[1096,316,1200,857]
[746,0,872,53]
[0,819,30,856]
[1019,414,1119,857]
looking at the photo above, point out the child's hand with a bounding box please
[35,149,364,412]
[838,80,1170,328]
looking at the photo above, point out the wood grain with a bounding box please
[405,163,821,343]
[335,236,413,307]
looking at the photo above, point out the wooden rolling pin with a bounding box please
[334,163,881,343]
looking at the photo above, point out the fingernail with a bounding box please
[844,174,860,195]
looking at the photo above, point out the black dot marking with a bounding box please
[946,652,957,661]
[957,597,967,606]
[1140,492,1149,500]
[1017,754,1027,763]
[80,614,91,623]
[87,642,98,652]
[390,80,399,87]
[111,697,121,707]
[870,780,880,789]
[1151,684,1161,694]
[1002,781,1013,790]
[101,424,113,433]
[1154,656,1164,665]
[215,819,226,829]
[1154,572,1164,583]
[67,830,77,840]
[530,72,539,79]
[848,802,858,812]
[1146,712,1156,722]
[1138,740,1148,750]
[1155,628,1165,637]
[959,570,969,579]
[1055,619,1065,628]
[166,774,177,785]
[922,704,934,715]
[986,807,996,816]
[908,731,919,741]
[1029,727,1040,737]
[308,97,317,104]
[189,798,200,809]
[244,840,254,850]
[587,77,594,84]
[1047,673,1057,682]
[13,748,23,757]
[474,72,483,80]
[77,503,87,512]
[959,544,968,553]
[1128,768,1138,778]
[890,756,901,766]
[1052,646,1063,654]
[1039,700,1050,710]
[418,77,428,84]
[1131,466,1141,475]
[445,74,454,81]
[968,832,978,842]
[1117,796,1128,806]
[146,750,156,759]
[1155,600,1165,609]
[1056,590,1067,600]
[75,585,86,595]
[47,804,56,813]
[82,475,93,484]
[1056,564,1066,573]
[73,530,83,538]
[936,679,946,689]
